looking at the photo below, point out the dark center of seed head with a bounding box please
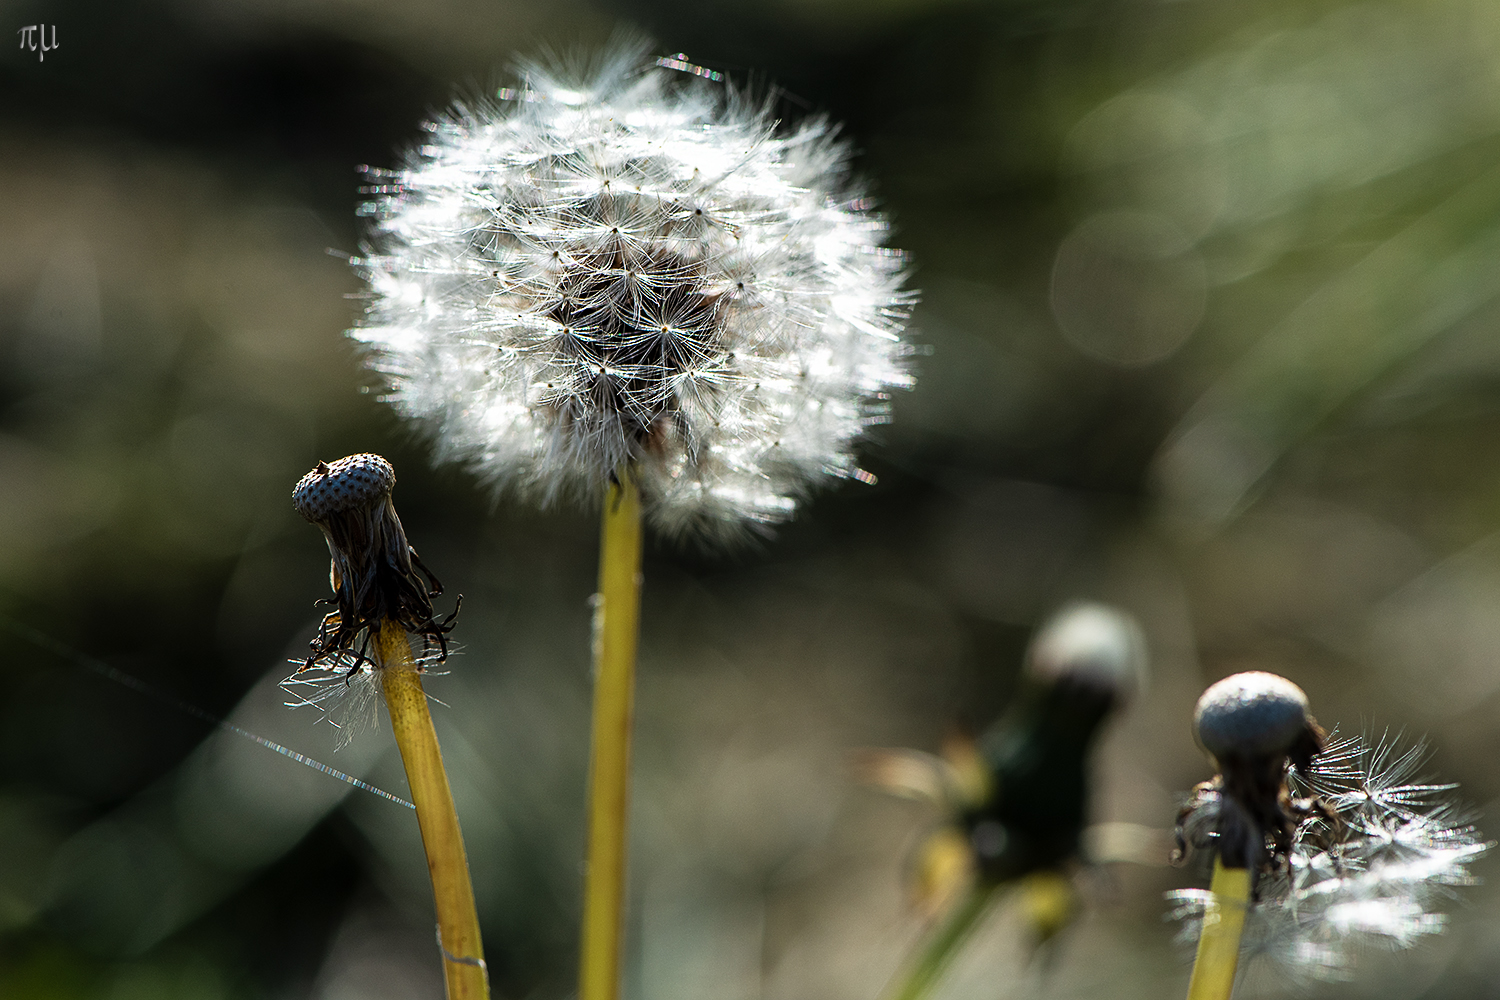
[545,247,721,444]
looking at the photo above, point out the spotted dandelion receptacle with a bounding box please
[350,47,915,538]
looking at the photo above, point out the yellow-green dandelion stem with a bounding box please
[579,470,645,1000]
[1186,859,1251,1000]
[377,621,489,1000]
[882,883,1000,1000]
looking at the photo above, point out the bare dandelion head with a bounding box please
[1194,671,1321,766]
[350,46,916,539]
[1176,671,1329,871]
[1169,730,1489,981]
[289,453,458,672]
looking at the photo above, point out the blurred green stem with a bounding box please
[377,621,490,1000]
[579,469,644,1000]
[882,883,999,1000]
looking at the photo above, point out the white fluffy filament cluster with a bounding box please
[1170,733,1489,981]
[351,49,914,537]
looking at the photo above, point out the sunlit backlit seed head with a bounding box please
[1169,731,1489,981]
[350,46,916,539]
[289,453,457,672]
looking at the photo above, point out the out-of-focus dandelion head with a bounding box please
[288,453,457,674]
[954,603,1149,887]
[350,45,916,539]
[1025,601,1148,707]
[857,602,1148,916]
[1169,731,1489,982]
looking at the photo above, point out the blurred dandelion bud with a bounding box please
[1020,600,1148,736]
[350,45,915,538]
[969,602,1146,881]
[1172,672,1488,993]
[867,602,1147,1000]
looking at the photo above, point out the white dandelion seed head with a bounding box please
[350,45,917,539]
[1169,731,1490,982]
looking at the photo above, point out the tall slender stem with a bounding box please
[881,883,999,1000]
[579,470,645,1000]
[1186,858,1250,1000]
[377,621,490,1000]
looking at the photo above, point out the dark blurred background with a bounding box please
[5,0,1500,997]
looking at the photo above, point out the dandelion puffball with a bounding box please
[351,48,915,537]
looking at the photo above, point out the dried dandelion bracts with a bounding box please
[349,47,914,1000]
[289,454,486,1000]
[865,603,1147,1000]
[1171,672,1487,999]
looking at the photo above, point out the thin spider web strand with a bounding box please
[0,611,416,810]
